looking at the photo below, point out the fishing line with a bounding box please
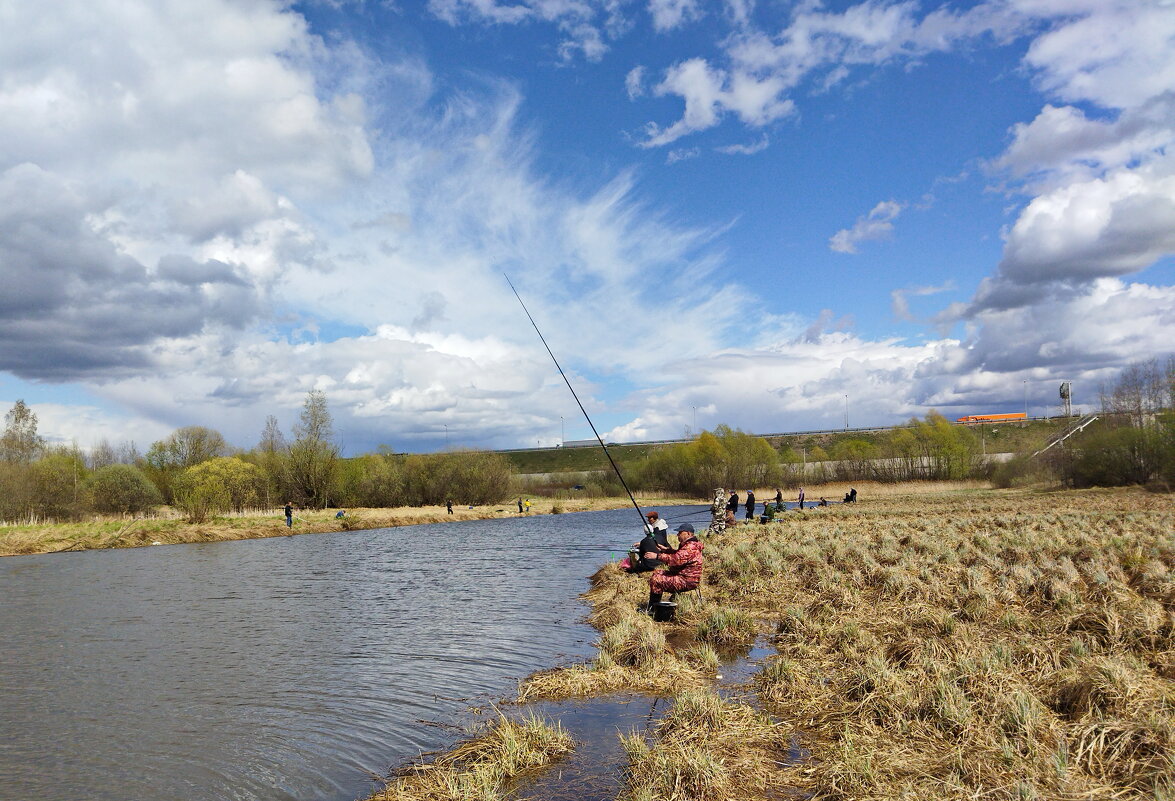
[505,274,648,530]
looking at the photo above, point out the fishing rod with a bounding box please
[504,274,648,530]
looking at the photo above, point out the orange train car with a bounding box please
[956,413,1027,424]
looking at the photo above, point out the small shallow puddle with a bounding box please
[714,639,775,688]
[508,639,806,800]
[508,695,666,801]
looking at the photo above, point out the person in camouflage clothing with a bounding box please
[643,523,705,609]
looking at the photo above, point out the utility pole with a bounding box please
[560,416,564,446]
[444,424,448,447]
[844,395,848,431]
[692,406,696,434]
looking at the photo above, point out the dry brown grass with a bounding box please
[724,485,1175,800]
[518,562,718,701]
[368,483,1172,801]
[373,713,573,801]
[618,688,799,801]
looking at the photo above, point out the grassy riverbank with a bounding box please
[375,483,1174,801]
[0,494,703,557]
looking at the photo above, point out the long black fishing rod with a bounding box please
[505,274,648,529]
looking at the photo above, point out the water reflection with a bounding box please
[0,505,704,801]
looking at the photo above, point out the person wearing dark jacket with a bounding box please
[621,511,670,573]
[644,511,671,549]
[726,492,739,513]
[744,490,756,520]
[623,531,664,573]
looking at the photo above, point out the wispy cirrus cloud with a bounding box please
[716,135,769,156]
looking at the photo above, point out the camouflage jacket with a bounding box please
[658,537,704,584]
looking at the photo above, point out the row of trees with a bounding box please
[632,414,984,495]
[0,391,514,523]
[2,358,1170,523]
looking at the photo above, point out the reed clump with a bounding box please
[516,600,714,700]
[376,713,572,801]
[618,688,797,801]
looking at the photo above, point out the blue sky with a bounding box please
[1,0,1173,455]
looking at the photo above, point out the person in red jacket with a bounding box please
[643,522,704,610]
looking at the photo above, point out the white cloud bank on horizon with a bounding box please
[0,0,1172,454]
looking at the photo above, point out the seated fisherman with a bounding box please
[644,510,670,548]
[621,511,670,573]
[760,502,778,523]
[644,523,705,610]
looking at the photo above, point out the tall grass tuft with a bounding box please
[695,605,757,645]
[599,615,666,667]
[378,713,572,801]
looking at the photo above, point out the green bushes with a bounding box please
[991,455,1054,489]
[399,450,516,506]
[637,427,781,496]
[173,457,265,522]
[85,464,163,515]
[1068,424,1173,488]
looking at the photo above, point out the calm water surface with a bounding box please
[0,505,707,801]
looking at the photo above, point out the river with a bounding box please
[0,504,708,801]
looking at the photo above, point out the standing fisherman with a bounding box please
[284,501,293,528]
[744,489,756,521]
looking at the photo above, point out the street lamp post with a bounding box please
[844,395,848,431]
[560,416,564,446]
[692,406,697,434]
[444,424,448,448]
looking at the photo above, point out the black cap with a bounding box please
[675,523,695,533]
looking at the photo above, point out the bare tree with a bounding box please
[1,400,44,463]
[144,426,231,501]
[89,439,117,469]
[256,415,287,508]
[148,426,230,468]
[287,391,339,508]
[1101,358,1170,426]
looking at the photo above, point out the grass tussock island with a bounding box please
[375,483,1174,801]
[0,495,699,557]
